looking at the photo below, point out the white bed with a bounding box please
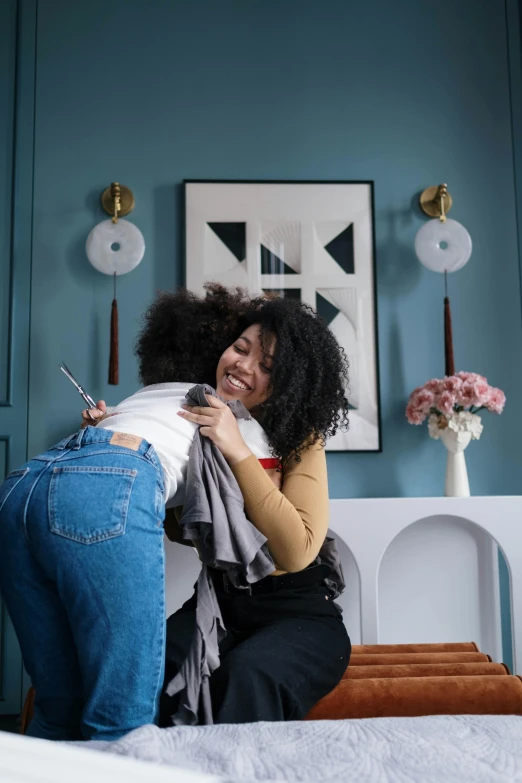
[85,716,522,782]
[4,716,522,783]
[0,729,219,783]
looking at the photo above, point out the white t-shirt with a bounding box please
[95,383,272,507]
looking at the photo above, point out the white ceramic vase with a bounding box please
[439,427,471,497]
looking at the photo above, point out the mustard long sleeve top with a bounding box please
[165,441,329,575]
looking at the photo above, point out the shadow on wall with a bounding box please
[153,183,184,294]
[327,201,428,498]
[64,186,111,392]
[374,204,423,496]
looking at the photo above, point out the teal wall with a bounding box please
[27,0,522,503]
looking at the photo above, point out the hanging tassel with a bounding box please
[109,272,119,385]
[444,270,455,377]
[444,296,455,376]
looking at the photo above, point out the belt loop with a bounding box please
[144,443,156,462]
[56,430,82,450]
[222,573,230,594]
[71,428,86,450]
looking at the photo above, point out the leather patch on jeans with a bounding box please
[110,432,143,451]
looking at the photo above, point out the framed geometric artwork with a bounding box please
[185,180,381,452]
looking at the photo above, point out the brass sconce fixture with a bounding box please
[86,182,145,384]
[419,183,453,221]
[100,182,136,223]
[415,183,472,377]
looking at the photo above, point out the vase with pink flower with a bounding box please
[406,372,506,497]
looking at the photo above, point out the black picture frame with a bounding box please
[184,179,382,453]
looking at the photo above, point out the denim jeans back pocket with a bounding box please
[49,466,137,544]
[0,468,29,515]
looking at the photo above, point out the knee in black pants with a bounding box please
[210,655,297,724]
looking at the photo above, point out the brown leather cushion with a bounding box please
[306,675,522,720]
[351,642,479,654]
[343,662,509,679]
[349,652,490,665]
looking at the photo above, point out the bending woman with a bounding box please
[0,286,262,742]
[161,293,351,725]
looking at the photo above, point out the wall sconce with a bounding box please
[414,184,472,375]
[85,183,145,385]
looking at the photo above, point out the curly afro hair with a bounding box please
[135,285,349,465]
[239,296,349,465]
[135,284,253,387]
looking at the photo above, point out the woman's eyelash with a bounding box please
[234,344,271,373]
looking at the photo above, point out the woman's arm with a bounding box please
[230,442,329,573]
[177,397,328,571]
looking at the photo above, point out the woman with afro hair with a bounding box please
[147,286,352,727]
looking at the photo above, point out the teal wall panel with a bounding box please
[0,0,36,714]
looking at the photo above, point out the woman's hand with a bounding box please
[81,400,108,428]
[178,396,252,465]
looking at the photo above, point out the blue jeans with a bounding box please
[0,426,166,741]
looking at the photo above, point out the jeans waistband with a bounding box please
[53,426,161,471]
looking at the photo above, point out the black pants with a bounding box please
[160,572,351,725]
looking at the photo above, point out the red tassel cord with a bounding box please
[444,296,455,377]
[444,282,455,377]
[108,273,119,385]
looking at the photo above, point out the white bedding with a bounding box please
[0,729,219,783]
[86,715,522,783]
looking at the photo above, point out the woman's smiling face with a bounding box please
[215,324,275,410]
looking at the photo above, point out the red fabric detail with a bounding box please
[258,458,281,470]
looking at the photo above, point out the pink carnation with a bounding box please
[456,371,488,385]
[442,376,463,393]
[458,382,479,408]
[424,378,443,394]
[437,390,456,415]
[409,386,423,399]
[405,402,425,425]
[414,389,435,413]
[486,387,506,414]
[407,388,424,408]
[472,379,491,407]
[406,385,438,425]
